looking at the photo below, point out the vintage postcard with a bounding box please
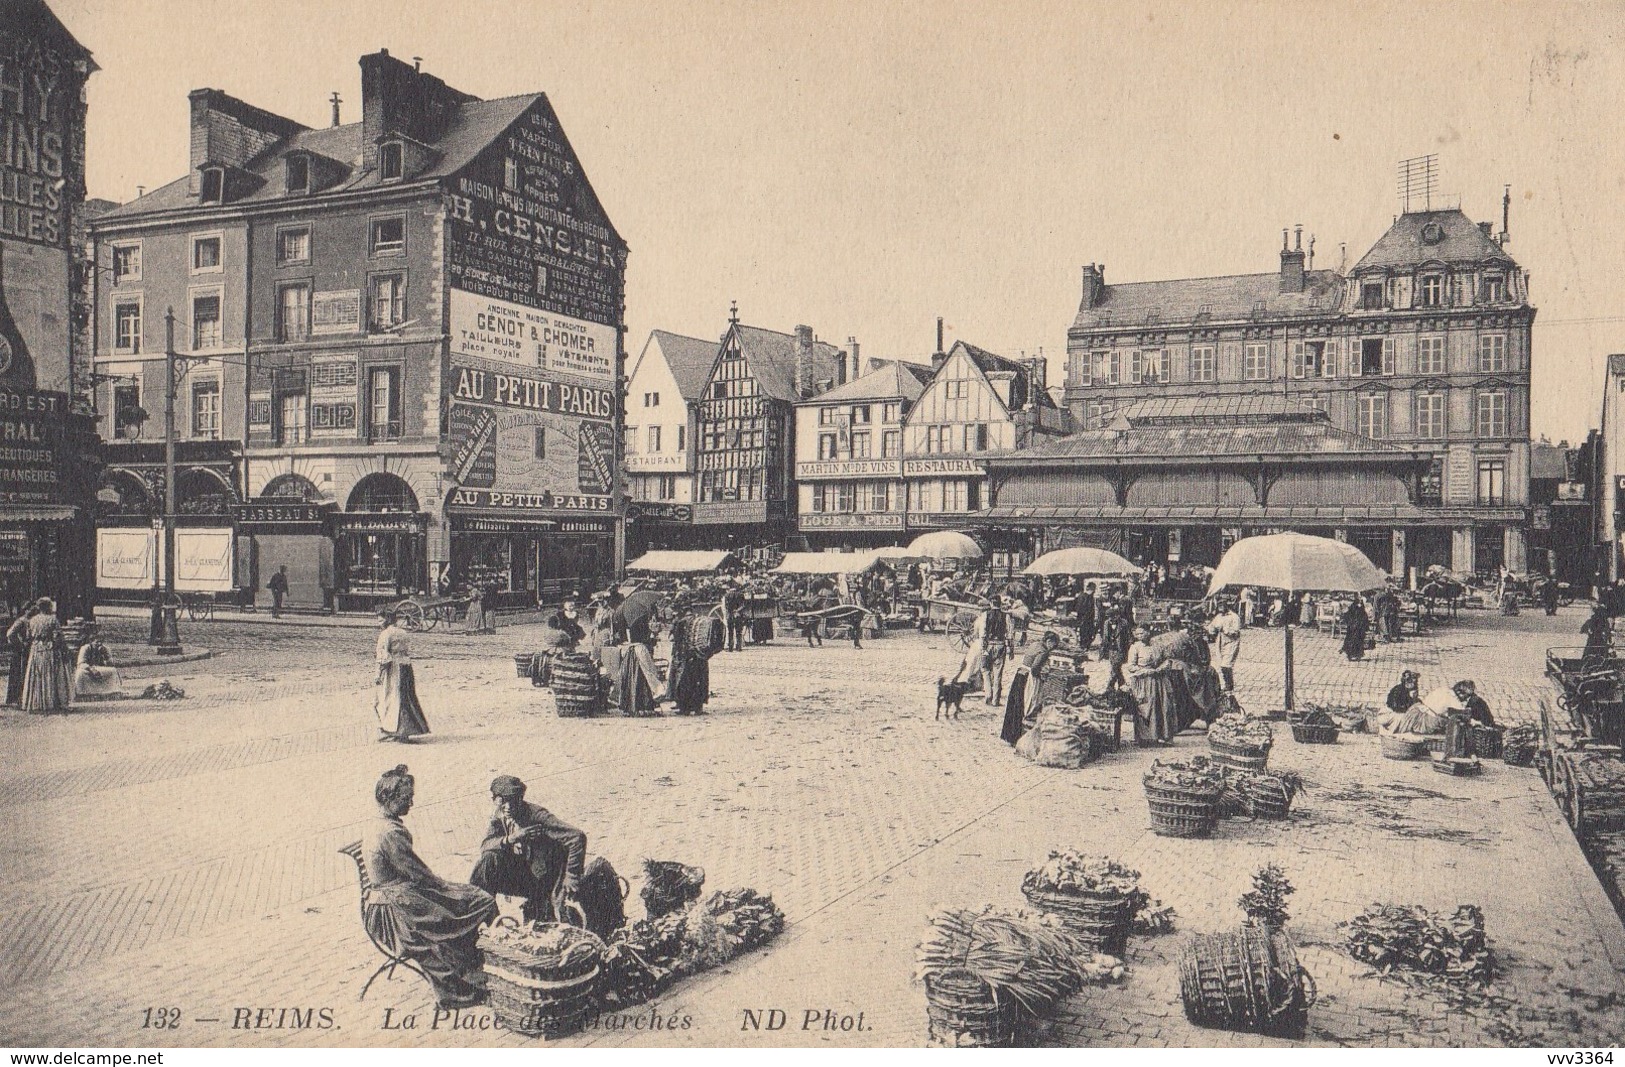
[1,0,1623,1055]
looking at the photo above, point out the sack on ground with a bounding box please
[576,856,628,941]
[1016,706,1100,769]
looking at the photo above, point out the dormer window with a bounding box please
[285,154,310,194]
[1418,274,1443,308]
[1359,281,1385,310]
[379,142,404,182]
[199,167,224,204]
[1482,274,1506,303]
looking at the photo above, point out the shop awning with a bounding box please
[625,550,740,574]
[976,504,1527,526]
[0,505,78,523]
[771,551,882,576]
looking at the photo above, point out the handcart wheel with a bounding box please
[397,601,426,632]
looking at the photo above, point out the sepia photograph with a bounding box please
[1,0,1623,1055]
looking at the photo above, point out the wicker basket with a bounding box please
[1178,926,1314,1038]
[1208,747,1271,773]
[1089,707,1124,754]
[1380,734,1430,761]
[1144,782,1222,838]
[1020,885,1132,956]
[550,654,603,718]
[1223,771,1297,820]
[1470,724,1505,759]
[1423,734,1448,757]
[924,968,1015,1048]
[480,921,606,1038]
[1290,721,1340,745]
[1432,756,1483,777]
[1503,740,1538,767]
[514,653,536,678]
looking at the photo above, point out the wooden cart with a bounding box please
[389,594,472,632]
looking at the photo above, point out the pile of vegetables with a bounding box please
[1341,903,1493,987]
[1208,712,1274,750]
[1144,756,1226,796]
[1220,768,1304,816]
[1294,707,1339,728]
[1064,685,1135,713]
[141,680,186,701]
[483,920,602,963]
[1020,852,1142,899]
[598,887,786,1009]
[915,905,1123,1018]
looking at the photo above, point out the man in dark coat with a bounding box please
[1074,585,1097,656]
[1100,601,1132,690]
[469,775,587,923]
[1541,577,1560,616]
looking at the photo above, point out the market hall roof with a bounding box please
[1352,208,1516,272]
[1070,269,1344,331]
[797,360,933,406]
[648,331,723,403]
[731,325,846,403]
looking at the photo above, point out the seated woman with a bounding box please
[363,765,497,1010]
[71,627,125,701]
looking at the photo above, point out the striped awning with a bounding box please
[0,505,78,524]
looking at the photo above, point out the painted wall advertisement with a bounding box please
[96,528,235,592]
[446,364,613,513]
[449,288,615,383]
[0,386,71,504]
[443,103,625,328]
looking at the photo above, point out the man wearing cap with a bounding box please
[469,775,588,923]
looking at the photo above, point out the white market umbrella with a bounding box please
[1024,546,1140,578]
[1207,532,1388,710]
[905,531,983,562]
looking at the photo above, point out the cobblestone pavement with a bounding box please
[0,605,1622,1047]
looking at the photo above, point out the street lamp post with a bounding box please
[154,308,183,656]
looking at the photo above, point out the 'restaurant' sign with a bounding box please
[903,457,986,476]
[450,289,615,383]
[796,458,902,479]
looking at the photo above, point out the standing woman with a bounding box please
[1582,603,1614,667]
[20,598,70,714]
[1126,624,1178,745]
[1002,630,1059,744]
[374,609,431,742]
[1341,597,1371,662]
[667,606,712,716]
[5,602,37,706]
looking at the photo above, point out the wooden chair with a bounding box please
[338,841,431,1002]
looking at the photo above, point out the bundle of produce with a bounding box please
[1219,768,1304,820]
[597,886,786,1010]
[1238,864,1295,931]
[1207,712,1274,770]
[1289,706,1341,745]
[1014,707,1102,769]
[915,905,1122,1046]
[1143,757,1226,838]
[141,680,186,701]
[706,887,786,954]
[1132,900,1178,935]
[479,919,606,1037]
[1340,903,1493,987]
[1019,852,1146,956]
[1179,926,1313,1037]
[640,859,706,920]
[1065,686,1132,752]
[1502,723,1541,767]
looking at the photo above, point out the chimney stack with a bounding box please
[1478,221,1492,237]
[1079,263,1105,310]
[329,91,342,128]
[187,88,307,195]
[846,337,860,386]
[1279,224,1306,294]
[359,49,475,174]
[794,324,817,398]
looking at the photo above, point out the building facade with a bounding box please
[622,329,714,553]
[1594,357,1625,586]
[983,397,1433,572]
[0,1,100,615]
[91,50,626,611]
[903,339,1068,558]
[1064,206,1534,576]
[793,355,930,549]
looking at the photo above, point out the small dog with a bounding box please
[935,677,969,720]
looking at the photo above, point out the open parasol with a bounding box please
[614,589,665,631]
[1023,546,1140,577]
[905,531,983,562]
[1207,532,1388,710]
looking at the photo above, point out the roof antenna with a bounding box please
[413,56,423,72]
[329,91,342,128]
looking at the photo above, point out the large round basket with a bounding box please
[514,652,536,678]
[549,654,602,718]
[1208,747,1270,773]
[1470,724,1505,759]
[1020,885,1132,956]
[1144,783,1222,838]
[1089,708,1124,754]
[1503,738,1538,767]
[1290,721,1340,745]
[480,921,606,1039]
[1178,926,1314,1038]
[1380,734,1429,761]
[924,968,1015,1048]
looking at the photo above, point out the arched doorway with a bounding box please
[95,469,152,522]
[176,468,236,518]
[337,472,427,609]
[262,473,325,502]
[244,473,336,613]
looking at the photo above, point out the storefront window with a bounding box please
[345,533,420,595]
[461,534,514,592]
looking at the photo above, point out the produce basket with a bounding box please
[514,652,536,678]
[1089,708,1124,754]
[1432,756,1483,778]
[1221,769,1301,820]
[1469,723,1505,759]
[549,653,602,718]
[1020,886,1132,957]
[1290,720,1340,745]
[923,968,1015,1048]
[1207,742,1271,773]
[1380,734,1430,761]
[1502,724,1540,767]
[1179,926,1314,1038]
[1423,734,1448,757]
[1144,784,1221,838]
[479,919,606,1038]
[1207,713,1274,771]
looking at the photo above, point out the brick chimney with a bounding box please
[359,49,476,172]
[846,337,860,385]
[794,324,817,399]
[1079,263,1105,309]
[1279,225,1306,294]
[187,89,306,195]
[1025,356,1047,402]
[931,317,949,372]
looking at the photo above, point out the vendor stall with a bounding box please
[625,550,742,576]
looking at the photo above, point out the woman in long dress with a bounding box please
[1126,625,1179,744]
[667,607,711,716]
[1341,598,1370,661]
[1002,630,1059,744]
[615,611,663,716]
[71,628,125,701]
[20,598,70,714]
[374,610,430,742]
[5,604,35,706]
[363,765,497,1009]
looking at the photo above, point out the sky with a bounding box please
[52,0,1625,443]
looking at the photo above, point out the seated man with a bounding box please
[1452,680,1496,727]
[364,766,497,1009]
[469,775,586,923]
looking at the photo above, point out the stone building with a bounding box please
[1064,203,1534,576]
[91,49,626,611]
[622,328,714,553]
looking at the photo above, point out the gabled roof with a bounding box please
[98,94,538,221]
[1071,270,1344,331]
[949,341,1058,410]
[646,330,720,402]
[8,0,95,64]
[798,359,932,405]
[732,324,845,403]
[1353,209,1514,272]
